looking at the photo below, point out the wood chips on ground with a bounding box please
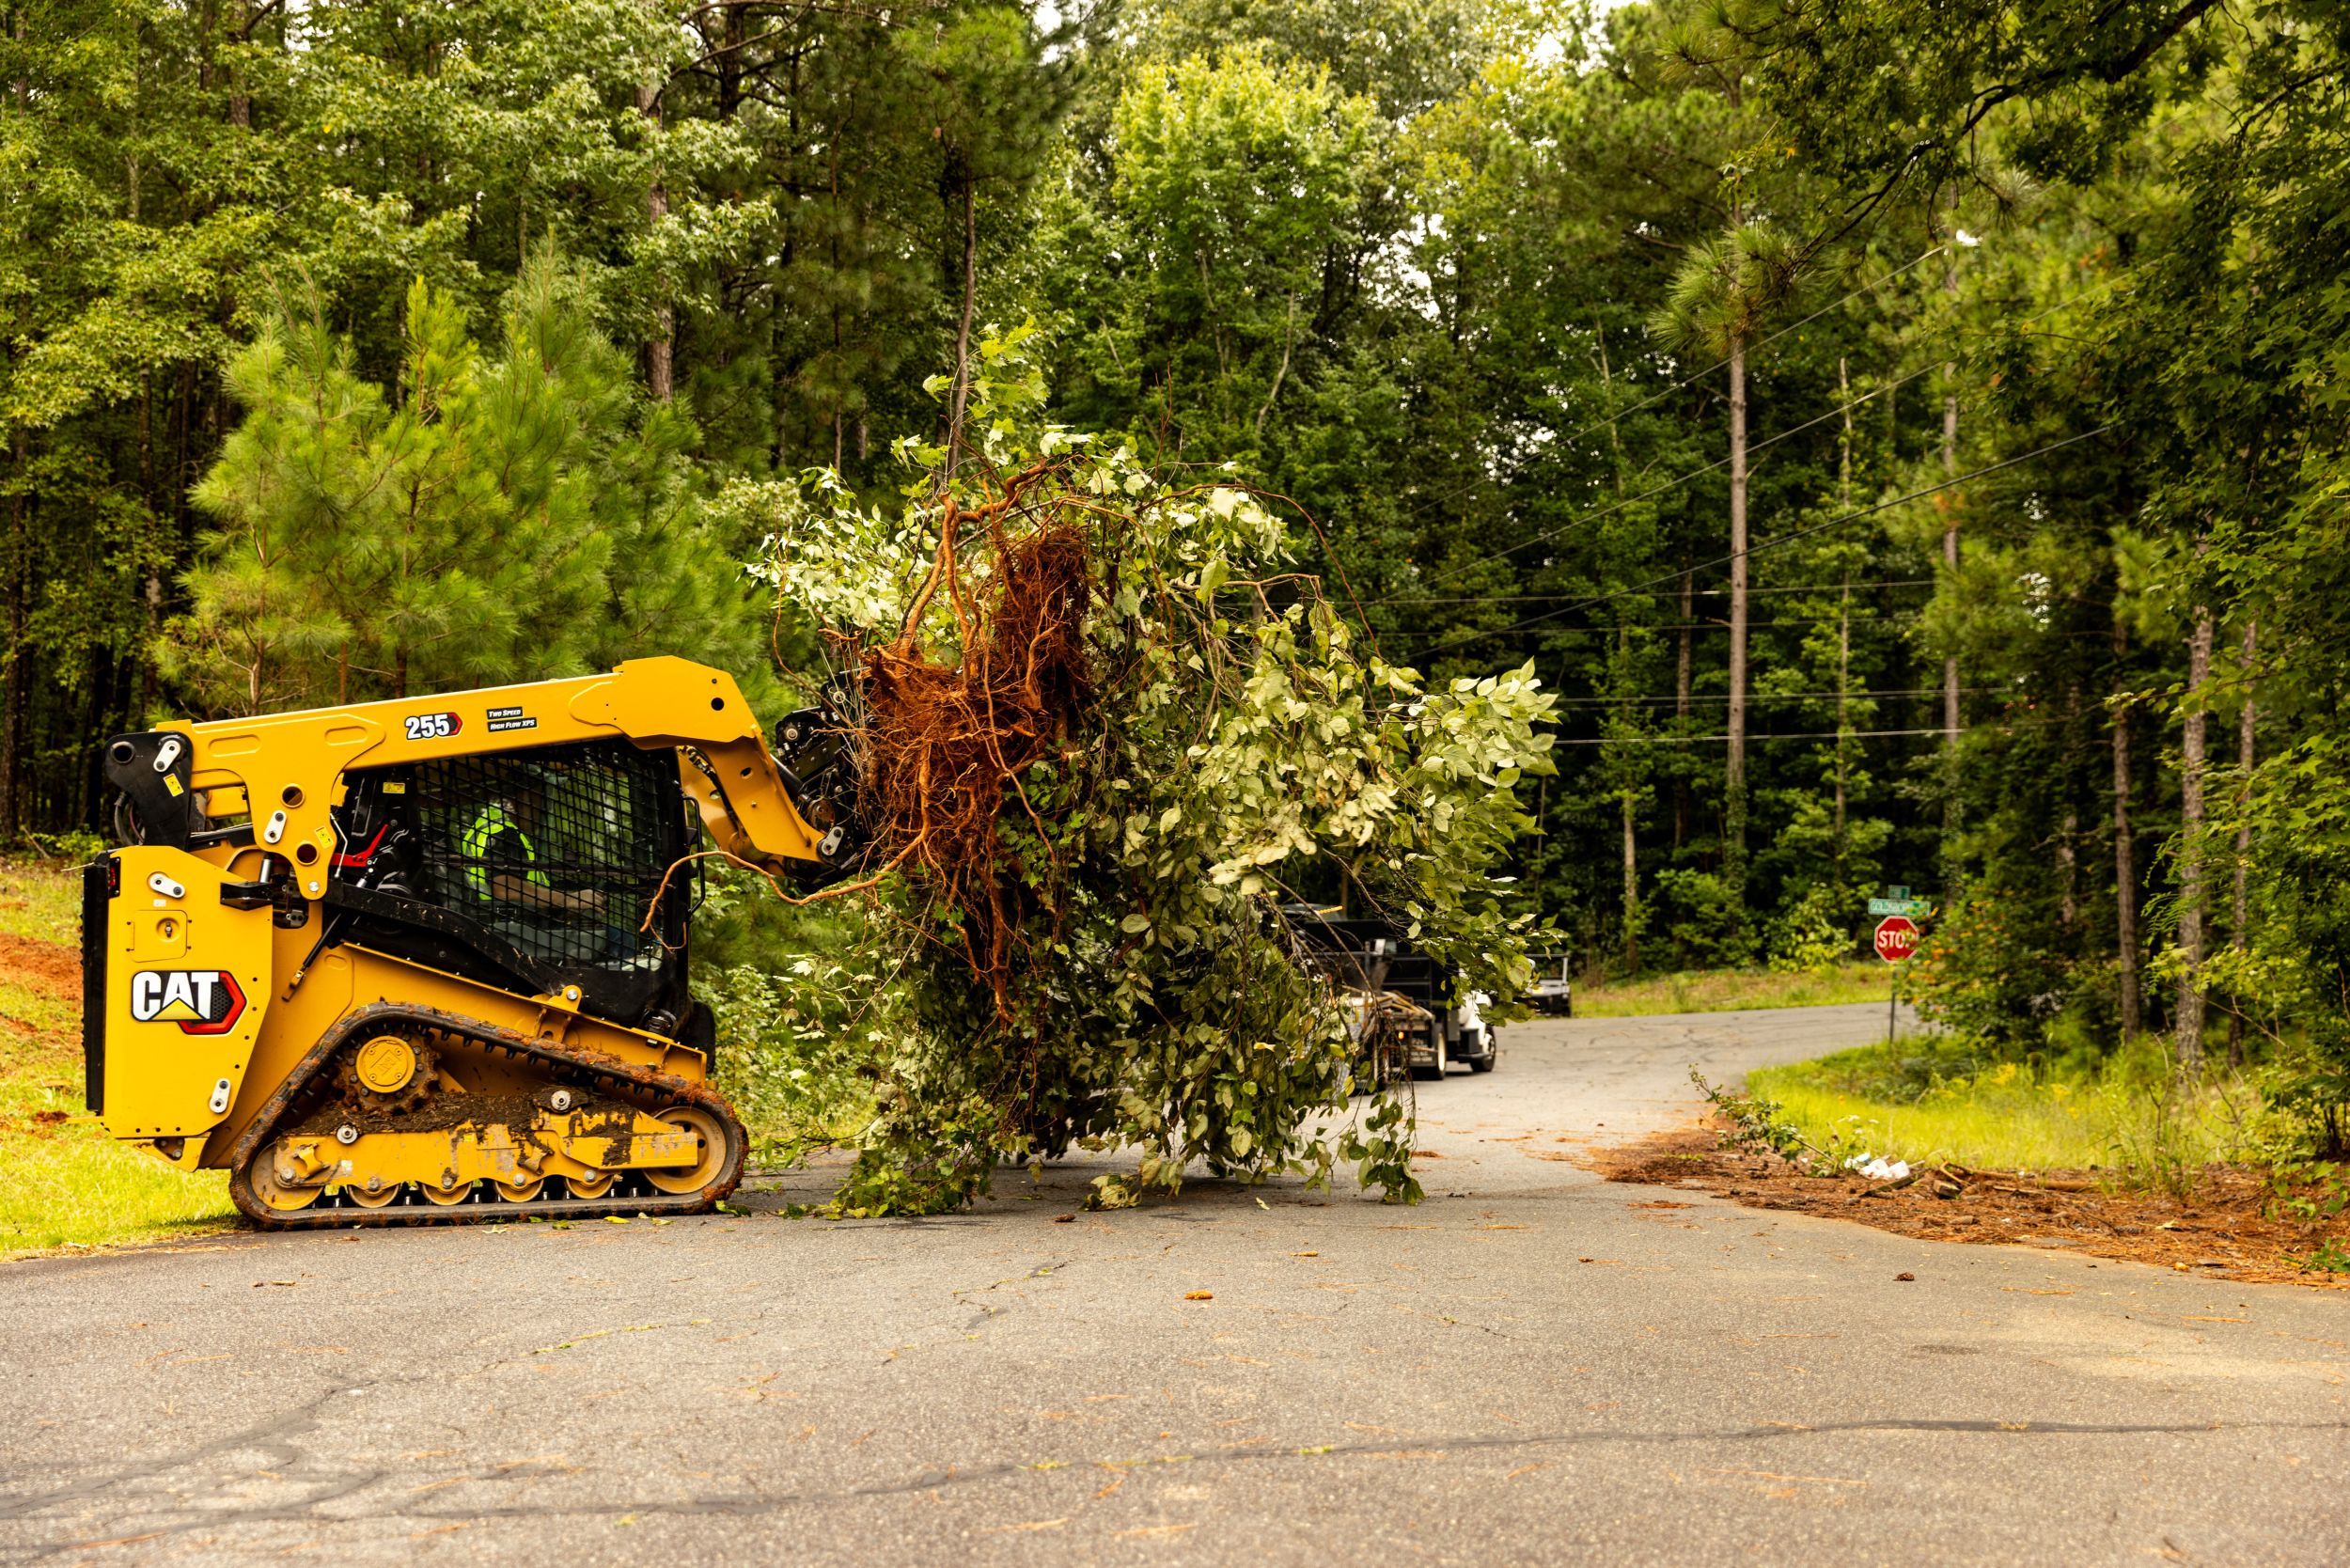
[1585,1121,2350,1291]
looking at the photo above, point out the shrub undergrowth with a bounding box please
[1740,1035,2298,1187]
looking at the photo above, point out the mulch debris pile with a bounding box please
[1589,1121,2350,1291]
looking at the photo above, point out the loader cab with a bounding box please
[327,738,699,1032]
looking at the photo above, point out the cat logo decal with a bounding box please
[129,970,248,1034]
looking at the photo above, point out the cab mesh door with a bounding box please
[405,741,685,972]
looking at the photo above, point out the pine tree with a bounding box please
[174,259,773,714]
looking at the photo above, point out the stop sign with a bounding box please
[1873,915,1919,964]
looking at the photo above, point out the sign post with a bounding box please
[1873,912,1920,1045]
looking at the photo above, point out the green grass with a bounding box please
[1573,961,1895,1018]
[0,853,80,946]
[1745,1038,2287,1178]
[0,855,235,1255]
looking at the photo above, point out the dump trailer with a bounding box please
[81,657,861,1229]
[1284,907,1495,1078]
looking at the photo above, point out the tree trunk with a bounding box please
[636,82,673,401]
[1835,573,1850,883]
[944,164,979,479]
[228,0,252,128]
[1725,332,1748,879]
[2177,596,2214,1069]
[717,0,744,120]
[1940,220,1962,856]
[1622,787,1639,972]
[138,370,161,721]
[1833,356,1852,884]
[1530,775,1547,919]
[2113,623,2141,1038]
[2228,619,2256,1064]
[1673,564,1692,851]
[1941,358,1961,850]
[1,429,25,842]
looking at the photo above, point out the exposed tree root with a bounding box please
[854,467,1094,1015]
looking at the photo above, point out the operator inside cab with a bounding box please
[462,778,605,917]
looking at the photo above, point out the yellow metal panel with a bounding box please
[267,1113,697,1195]
[101,847,274,1138]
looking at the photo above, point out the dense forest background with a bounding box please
[7,0,2350,1098]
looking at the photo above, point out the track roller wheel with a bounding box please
[566,1169,617,1200]
[494,1175,546,1203]
[419,1178,473,1207]
[645,1105,730,1196]
[248,1144,324,1214]
[343,1178,400,1210]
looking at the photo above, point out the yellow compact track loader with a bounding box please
[78,657,862,1229]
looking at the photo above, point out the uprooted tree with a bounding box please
[728,325,1556,1213]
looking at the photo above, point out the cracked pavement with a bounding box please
[2,1002,2343,1564]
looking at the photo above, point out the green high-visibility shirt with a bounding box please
[462,805,552,900]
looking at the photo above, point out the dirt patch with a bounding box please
[0,933,78,1003]
[1584,1121,2350,1291]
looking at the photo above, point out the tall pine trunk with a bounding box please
[2177,600,2213,1068]
[2113,622,2141,1037]
[1941,244,1961,850]
[636,82,673,401]
[1622,789,1639,971]
[1673,564,1692,850]
[1833,356,1853,880]
[2060,690,2080,928]
[1,429,24,842]
[944,159,978,479]
[2229,619,2256,1063]
[1724,332,1748,882]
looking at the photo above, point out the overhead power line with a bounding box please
[1405,359,1943,594]
[1542,245,1951,454]
[1374,579,1935,606]
[1378,265,2134,602]
[1553,728,1950,746]
[1404,425,2116,663]
[1548,685,1995,707]
[1375,246,1963,541]
[1382,610,1926,641]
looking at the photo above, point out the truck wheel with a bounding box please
[1412,1033,1449,1080]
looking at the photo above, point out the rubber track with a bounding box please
[225,1001,747,1231]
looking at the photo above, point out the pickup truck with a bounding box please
[1528,951,1573,1016]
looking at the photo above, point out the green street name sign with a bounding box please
[1868,897,1929,917]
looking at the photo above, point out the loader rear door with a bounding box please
[86,847,274,1145]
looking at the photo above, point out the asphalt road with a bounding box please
[2,1003,2343,1566]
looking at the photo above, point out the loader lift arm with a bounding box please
[102,655,858,890]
